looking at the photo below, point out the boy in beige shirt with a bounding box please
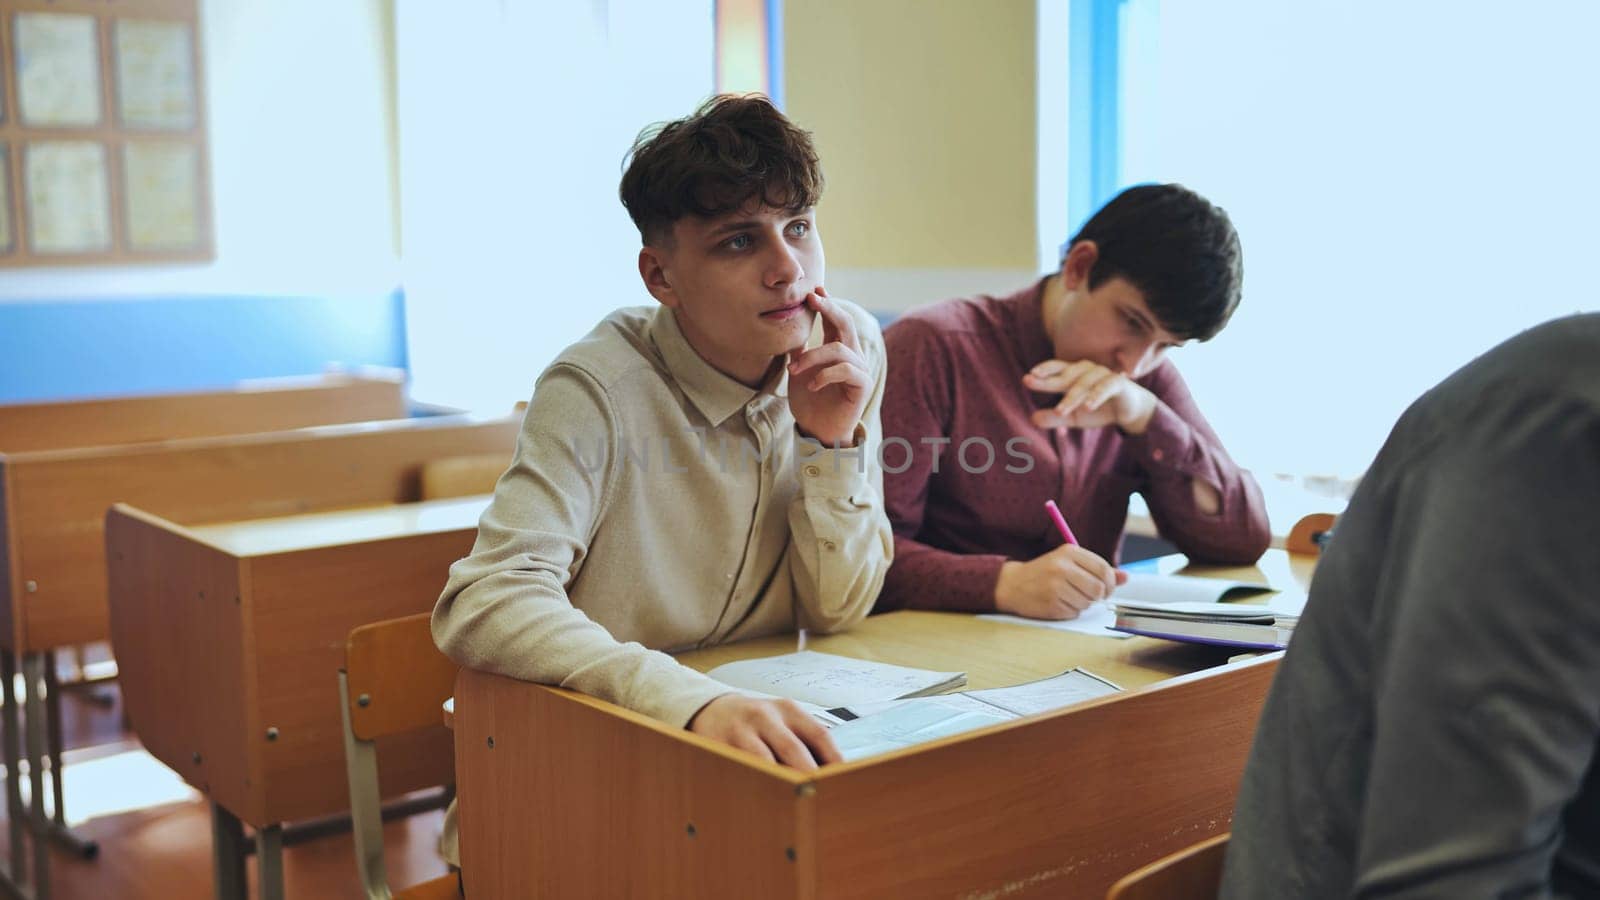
[432,95,891,811]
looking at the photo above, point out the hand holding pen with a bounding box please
[990,501,1127,620]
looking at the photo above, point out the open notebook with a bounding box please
[705,650,966,709]
[825,669,1124,761]
[979,571,1286,638]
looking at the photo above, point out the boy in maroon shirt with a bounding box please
[877,184,1269,620]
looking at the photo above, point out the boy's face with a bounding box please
[1049,242,1187,379]
[639,203,824,386]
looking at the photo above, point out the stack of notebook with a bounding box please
[1110,597,1303,650]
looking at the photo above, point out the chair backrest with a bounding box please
[1107,832,1229,900]
[1286,512,1338,555]
[340,612,459,899]
[419,453,509,500]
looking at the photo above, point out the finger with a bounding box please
[1031,407,1067,430]
[788,342,856,377]
[808,291,861,353]
[1115,569,1129,586]
[1083,372,1126,411]
[1056,366,1114,416]
[731,731,777,764]
[1025,359,1098,392]
[1027,359,1070,380]
[1039,362,1101,403]
[782,704,843,765]
[1058,563,1107,606]
[1068,546,1120,594]
[761,721,820,771]
[1033,597,1077,621]
[809,362,866,392]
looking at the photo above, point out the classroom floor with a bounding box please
[0,659,453,899]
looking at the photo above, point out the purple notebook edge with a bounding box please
[1107,624,1287,652]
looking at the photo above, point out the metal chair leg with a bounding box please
[211,802,248,900]
[256,823,285,900]
[38,654,94,860]
[21,655,51,900]
[2,650,27,886]
[0,649,34,900]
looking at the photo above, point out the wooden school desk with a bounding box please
[4,414,514,898]
[107,493,494,900]
[450,551,1313,899]
[0,371,408,898]
[0,370,408,453]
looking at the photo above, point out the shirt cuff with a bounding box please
[1123,402,1205,478]
[794,425,873,499]
[642,663,740,730]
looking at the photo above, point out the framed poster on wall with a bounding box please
[0,0,212,267]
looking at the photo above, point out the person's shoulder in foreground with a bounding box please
[877,183,1270,619]
[432,93,893,778]
[1221,312,1600,899]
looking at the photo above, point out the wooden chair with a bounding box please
[339,613,460,899]
[1107,832,1229,900]
[419,453,508,500]
[1286,512,1338,555]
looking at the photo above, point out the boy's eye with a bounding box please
[725,234,752,250]
[787,220,810,237]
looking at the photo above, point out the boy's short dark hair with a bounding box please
[620,94,823,247]
[1066,183,1243,341]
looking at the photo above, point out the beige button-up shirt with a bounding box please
[432,301,892,729]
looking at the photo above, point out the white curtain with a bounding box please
[396,0,715,412]
[1118,0,1600,477]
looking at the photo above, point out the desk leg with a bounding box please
[211,803,248,900]
[0,649,39,900]
[39,655,95,860]
[256,824,284,900]
[21,656,50,900]
[2,651,27,886]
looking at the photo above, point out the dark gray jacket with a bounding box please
[1221,314,1600,899]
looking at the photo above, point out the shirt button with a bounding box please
[1152,449,1165,462]
[822,540,837,552]
[804,464,821,477]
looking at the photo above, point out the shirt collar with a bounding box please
[1007,275,1057,370]
[648,306,780,427]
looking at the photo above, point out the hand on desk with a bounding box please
[994,544,1128,620]
[689,694,842,771]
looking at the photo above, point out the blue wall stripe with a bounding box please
[0,290,409,404]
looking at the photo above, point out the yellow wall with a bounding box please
[785,0,1037,270]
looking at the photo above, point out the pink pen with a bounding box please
[1044,500,1079,546]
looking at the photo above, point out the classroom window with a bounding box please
[395,0,714,413]
[1102,0,1600,479]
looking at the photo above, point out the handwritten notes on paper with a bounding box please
[707,651,966,709]
[829,669,1124,761]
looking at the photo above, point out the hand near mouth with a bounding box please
[786,286,870,448]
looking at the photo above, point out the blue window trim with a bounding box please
[766,0,784,109]
[1067,0,1124,242]
[712,0,784,108]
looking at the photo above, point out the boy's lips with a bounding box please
[760,301,808,320]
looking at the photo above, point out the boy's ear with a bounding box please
[638,246,678,308]
[1060,240,1099,291]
